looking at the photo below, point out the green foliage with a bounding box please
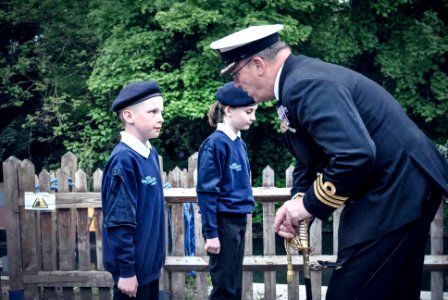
[64,107,120,175]
[376,11,448,124]
[1,0,447,189]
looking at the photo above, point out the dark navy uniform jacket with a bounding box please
[278,54,448,251]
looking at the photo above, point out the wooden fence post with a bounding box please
[243,161,255,300]
[167,167,186,300]
[58,153,77,299]
[39,169,58,299]
[310,213,322,299]
[430,200,444,300]
[285,165,300,299]
[188,153,208,299]
[262,166,276,299]
[19,160,39,299]
[75,169,93,299]
[92,168,110,299]
[3,157,25,299]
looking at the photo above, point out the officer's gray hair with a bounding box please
[256,41,289,61]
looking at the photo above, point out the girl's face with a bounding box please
[124,96,164,144]
[224,104,258,133]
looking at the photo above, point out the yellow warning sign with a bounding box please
[25,192,55,210]
[32,196,48,208]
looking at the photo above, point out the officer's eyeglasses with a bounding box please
[231,58,252,81]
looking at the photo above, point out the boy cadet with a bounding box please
[210,24,448,299]
[102,81,165,299]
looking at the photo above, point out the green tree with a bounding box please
[1,0,446,184]
[0,0,98,179]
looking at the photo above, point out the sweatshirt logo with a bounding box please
[229,163,242,172]
[141,176,157,185]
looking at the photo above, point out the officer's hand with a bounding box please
[274,196,312,237]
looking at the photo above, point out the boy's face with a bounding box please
[125,96,164,143]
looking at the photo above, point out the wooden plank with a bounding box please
[52,187,292,206]
[55,192,102,208]
[19,160,39,299]
[169,202,185,300]
[92,168,105,275]
[263,202,276,300]
[163,255,448,272]
[162,206,170,293]
[92,169,103,193]
[193,204,208,300]
[3,156,24,290]
[333,207,342,254]
[262,167,277,300]
[75,167,90,274]
[61,152,78,184]
[310,219,322,300]
[431,200,444,300]
[39,170,57,271]
[243,213,253,300]
[40,211,57,270]
[58,209,75,270]
[38,169,57,300]
[284,165,300,300]
[23,270,114,287]
[19,160,38,272]
[57,164,77,300]
[77,208,91,270]
[94,208,104,271]
[287,273,300,300]
[163,187,292,203]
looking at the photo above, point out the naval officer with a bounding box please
[210,24,448,300]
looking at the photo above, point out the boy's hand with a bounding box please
[118,276,138,297]
[205,237,221,254]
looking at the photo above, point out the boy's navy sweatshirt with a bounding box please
[101,141,165,285]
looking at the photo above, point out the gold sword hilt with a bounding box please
[284,218,313,283]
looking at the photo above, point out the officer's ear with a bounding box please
[252,57,265,75]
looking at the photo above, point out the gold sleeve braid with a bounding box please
[313,173,348,208]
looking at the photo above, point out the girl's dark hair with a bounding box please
[207,101,226,127]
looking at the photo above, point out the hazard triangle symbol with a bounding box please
[32,196,48,208]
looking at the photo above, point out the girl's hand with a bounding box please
[205,237,221,254]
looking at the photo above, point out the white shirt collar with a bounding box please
[120,131,152,158]
[217,123,241,141]
[274,62,285,101]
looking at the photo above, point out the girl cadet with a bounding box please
[196,82,258,300]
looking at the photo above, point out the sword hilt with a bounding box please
[284,218,313,283]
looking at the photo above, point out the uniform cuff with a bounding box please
[303,187,336,221]
[204,230,218,239]
[119,265,136,278]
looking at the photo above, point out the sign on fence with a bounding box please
[24,192,56,210]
